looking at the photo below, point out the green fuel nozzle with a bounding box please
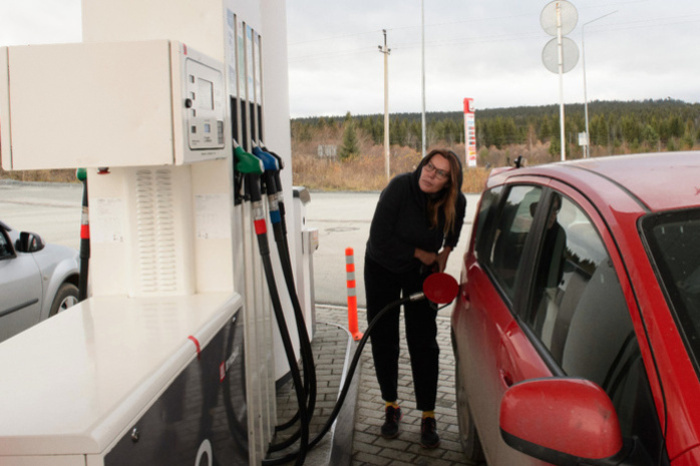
[234,146,264,175]
[233,145,264,203]
[76,168,87,182]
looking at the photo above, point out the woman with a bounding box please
[364,149,466,448]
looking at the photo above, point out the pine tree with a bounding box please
[339,120,360,161]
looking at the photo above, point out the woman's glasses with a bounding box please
[424,161,450,180]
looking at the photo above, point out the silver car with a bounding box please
[0,220,80,342]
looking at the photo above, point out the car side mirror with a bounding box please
[16,231,45,253]
[500,378,629,465]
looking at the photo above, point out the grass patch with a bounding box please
[292,143,490,193]
[0,168,78,183]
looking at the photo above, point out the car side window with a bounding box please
[525,195,627,378]
[524,193,668,463]
[480,185,542,301]
[0,230,13,260]
[473,185,503,261]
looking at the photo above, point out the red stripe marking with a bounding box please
[80,224,90,239]
[188,335,201,359]
[254,219,267,235]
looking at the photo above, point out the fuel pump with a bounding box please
[0,39,255,465]
[0,1,315,464]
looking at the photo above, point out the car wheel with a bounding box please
[456,361,486,464]
[49,283,79,317]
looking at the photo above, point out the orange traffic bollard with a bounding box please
[345,247,363,340]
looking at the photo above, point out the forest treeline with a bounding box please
[4,99,697,188]
[291,98,700,167]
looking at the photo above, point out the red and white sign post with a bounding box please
[464,98,477,168]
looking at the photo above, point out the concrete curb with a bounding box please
[328,325,360,466]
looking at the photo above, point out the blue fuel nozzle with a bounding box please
[252,146,279,172]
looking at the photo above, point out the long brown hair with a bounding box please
[423,149,461,235]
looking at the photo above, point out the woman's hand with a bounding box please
[436,247,452,273]
[414,248,438,267]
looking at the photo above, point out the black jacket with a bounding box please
[366,160,467,273]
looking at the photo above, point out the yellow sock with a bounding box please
[422,410,435,419]
[385,401,399,409]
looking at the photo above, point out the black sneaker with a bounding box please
[420,417,440,449]
[380,405,402,439]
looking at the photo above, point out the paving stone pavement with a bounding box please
[274,305,477,466]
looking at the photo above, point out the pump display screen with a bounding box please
[185,55,225,153]
[198,78,215,110]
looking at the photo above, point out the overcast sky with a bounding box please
[287,0,700,117]
[3,1,699,118]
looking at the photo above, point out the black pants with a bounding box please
[364,255,439,411]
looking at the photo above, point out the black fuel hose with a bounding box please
[263,291,427,465]
[76,168,90,302]
[265,218,317,452]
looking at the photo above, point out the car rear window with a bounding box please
[642,207,700,372]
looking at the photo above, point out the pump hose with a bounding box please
[268,171,325,447]
[273,185,318,434]
[263,292,423,465]
[249,181,310,465]
[259,239,310,466]
[252,146,318,449]
[264,221,317,452]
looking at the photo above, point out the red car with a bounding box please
[451,152,700,466]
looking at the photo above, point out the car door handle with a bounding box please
[499,368,514,388]
[498,330,518,389]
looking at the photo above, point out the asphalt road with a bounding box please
[0,180,83,249]
[0,180,479,309]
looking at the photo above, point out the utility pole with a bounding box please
[379,29,391,180]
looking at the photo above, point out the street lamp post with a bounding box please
[582,10,617,158]
[421,0,426,158]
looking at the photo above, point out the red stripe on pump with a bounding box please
[188,336,201,359]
